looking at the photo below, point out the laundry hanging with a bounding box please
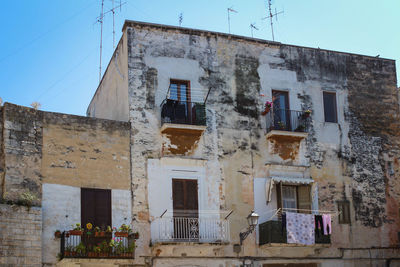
[286,212,315,245]
[265,178,274,204]
[322,214,332,235]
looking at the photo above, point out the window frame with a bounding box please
[276,183,312,214]
[323,91,338,123]
[337,200,351,224]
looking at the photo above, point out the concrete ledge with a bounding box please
[160,123,206,134]
[266,130,308,139]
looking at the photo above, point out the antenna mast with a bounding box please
[99,0,104,82]
[262,0,283,41]
[179,12,183,26]
[227,7,238,34]
[250,23,259,38]
[112,0,115,49]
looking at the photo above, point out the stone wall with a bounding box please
[0,204,42,266]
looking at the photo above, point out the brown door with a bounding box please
[172,179,198,240]
[170,80,192,124]
[81,188,112,229]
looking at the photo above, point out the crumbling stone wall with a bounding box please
[0,204,42,266]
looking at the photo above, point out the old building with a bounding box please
[1,20,400,267]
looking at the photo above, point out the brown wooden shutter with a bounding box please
[323,92,337,123]
[172,179,198,218]
[297,185,311,214]
[81,188,111,229]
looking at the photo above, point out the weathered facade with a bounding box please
[87,20,400,266]
[0,20,399,267]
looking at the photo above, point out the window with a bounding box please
[337,200,351,224]
[170,80,191,102]
[276,183,312,213]
[323,91,337,123]
[81,188,111,229]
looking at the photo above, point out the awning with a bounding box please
[265,176,314,204]
[270,176,314,184]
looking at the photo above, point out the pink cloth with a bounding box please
[322,214,331,235]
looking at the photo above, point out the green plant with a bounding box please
[72,223,83,231]
[18,191,38,207]
[106,226,113,233]
[100,240,109,253]
[75,242,86,255]
[118,224,132,233]
[94,246,101,253]
[127,241,136,253]
[94,226,101,232]
[277,121,286,129]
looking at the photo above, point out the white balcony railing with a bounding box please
[151,216,230,243]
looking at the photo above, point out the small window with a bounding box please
[337,201,351,224]
[323,91,337,123]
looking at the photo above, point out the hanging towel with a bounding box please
[286,212,315,245]
[315,215,323,237]
[322,214,332,235]
[265,178,274,204]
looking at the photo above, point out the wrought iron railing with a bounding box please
[259,217,331,245]
[160,99,206,126]
[151,216,230,243]
[60,231,135,259]
[265,108,310,133]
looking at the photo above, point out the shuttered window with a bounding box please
[172,179,198,218]
[323,91,338,123]
[337,200,351,224]
[81,188,111,229]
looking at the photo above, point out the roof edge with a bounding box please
[122,20,395,62]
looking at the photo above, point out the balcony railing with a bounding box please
[259,218,331,245]
[151,216,230,243]
[60,231,135,259]
[161,99,206,126]
[266,108,309,133]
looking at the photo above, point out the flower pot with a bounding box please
[99,252,109,257]
[115,232,128,237]
[261,107,270,116]
[132,232,139,239]
[88,252,97,257]
[95,231,105,237]
[54,232,61,238]
[69,230,83,236]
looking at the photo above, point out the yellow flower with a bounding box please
[86,223,93,230]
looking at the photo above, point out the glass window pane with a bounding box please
[170,83,178,100]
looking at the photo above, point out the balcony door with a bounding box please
[170,80,192,124]
[172,179,199,241]
[272,90,291,130]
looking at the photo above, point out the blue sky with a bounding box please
[0,0,398,116]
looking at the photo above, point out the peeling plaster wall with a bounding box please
[87,33,129,122]
[121,21,400,263]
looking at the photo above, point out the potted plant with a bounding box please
[85,222,93,236]
[69,223,83,236]
[75,242,86,256]
[115,224,132,237]
[64,246,74,257]
[94,226,105,237]
[261,101,273,116]
[277,121,286,130]
[99,240,110,257]
[131,231,139,239]
[54,230,61,238]
[303,109,312,118]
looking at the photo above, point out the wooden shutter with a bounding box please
[172,179,198,218]
[297,185,312,214]
[81,188,111,229]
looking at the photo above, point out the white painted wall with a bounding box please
[148,158,221,242]
[42,183,80,265]
[42,184,132,265]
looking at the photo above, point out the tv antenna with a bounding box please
[250,23,259,38]
[179,12,183,26]
[96,0,126,82]
[227,7,238,34]
[262,0,283,41]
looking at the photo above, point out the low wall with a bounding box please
[0,204,42,266]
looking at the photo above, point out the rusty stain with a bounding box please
[161,128,203,155]
[268,135,303,160]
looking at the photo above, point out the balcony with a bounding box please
[60,231,136,259]
[151,216,230,244]
[259,219,330,246]
[265,108,309,139]
[161,99,206,126]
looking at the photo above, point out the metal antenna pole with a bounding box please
[179,12,183,26]
[99,0,104,82]
[250,23,259,38]
[262,0,283,41]
[227,7,238,34]
[112,0,115,49]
